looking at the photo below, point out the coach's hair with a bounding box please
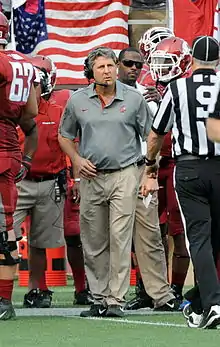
[87,46,118,70]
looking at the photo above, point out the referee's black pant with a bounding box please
[175,156,220,311]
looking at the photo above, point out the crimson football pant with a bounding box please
[0,158,20,236]
[0,157,20,300]
[158,157,189,292]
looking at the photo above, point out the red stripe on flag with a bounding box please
[55,62,84,72]
[45,0,130,11]
[56,77,88,85]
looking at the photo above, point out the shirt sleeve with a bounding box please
[151,85,174,135]
[208,79,220,119]
[135,97,154,139]
[59,95,79,140]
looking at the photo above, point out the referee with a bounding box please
[141,36,220,329]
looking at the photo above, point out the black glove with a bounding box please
[15,155,32,183]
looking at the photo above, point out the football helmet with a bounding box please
[139,27,174,62]
[150,36,192,83]
[29,55,57,95]
[0,11,9,45]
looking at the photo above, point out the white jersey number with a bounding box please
[9,61,34,102]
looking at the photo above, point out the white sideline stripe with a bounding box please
[85,317,187,328]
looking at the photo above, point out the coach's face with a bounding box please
[93,56,117,86]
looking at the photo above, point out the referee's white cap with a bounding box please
[192,36,219,62]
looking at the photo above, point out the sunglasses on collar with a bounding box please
[122,60,143,69]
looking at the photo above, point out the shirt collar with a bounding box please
[88,80,124,101]
[192,68,216,76]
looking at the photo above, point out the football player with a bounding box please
[0,11,38,319]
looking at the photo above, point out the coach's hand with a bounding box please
[141,176,159,197]
[75,156,97,179]
[143,86,161,103]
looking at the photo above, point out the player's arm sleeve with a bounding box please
[151,86,174,135]
[59,95,79,140]
[22,84,38,119]
[208,80,220,119]
[135,97,154,139]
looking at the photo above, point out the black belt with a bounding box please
[176,154,214,162]
[25,172,60,182]
[96,159,144,174]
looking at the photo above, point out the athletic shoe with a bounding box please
[37,290,53,308]
[106,305,124,317]
[74,289,94,305]
[187,311,203,328]
[80,304,107,317]
[23,288,53,308]
[197,305,220,329]
[0,297,16,320]
[154,298,180,312]
[124,293,154,310]
[182,302,193,319]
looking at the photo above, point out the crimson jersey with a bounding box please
[0,50,35,159]
[50,89,72,110]
[18,98,66,177]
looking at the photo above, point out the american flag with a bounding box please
[13,0,130,85]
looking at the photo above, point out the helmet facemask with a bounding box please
[150,51,183,82]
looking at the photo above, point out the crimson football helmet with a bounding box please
[0,11,9,45]
[29,55,57,95]
[139,27,174,62]
[149,36,192,83]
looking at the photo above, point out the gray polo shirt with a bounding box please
[59,80,153,170]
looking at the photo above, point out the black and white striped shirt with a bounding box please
[152,69,220,157]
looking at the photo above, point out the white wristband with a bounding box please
[74,178,80,182]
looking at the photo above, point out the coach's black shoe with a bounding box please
[154,298,180,312]
[124,293,154,310]
[0,297,16,320]
[106,305,124,318]
[74,289,94,305]
[197,305,220,329]
[80,304,107,317]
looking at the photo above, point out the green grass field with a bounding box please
[1,281,219,347]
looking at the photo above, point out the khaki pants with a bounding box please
[134,165,174,307]
[80,164,139,306]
